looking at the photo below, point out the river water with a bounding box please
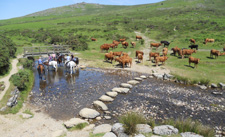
[29,64,225,129]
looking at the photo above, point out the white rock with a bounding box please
[127,80,140,85]
[120,83,133,88]
[82,124,95,131]
[104,116,112,120]
[140,75,147,79]
[112,88,129,93]
[93,124,112,134]
[99,95,114,102]
[134,134,145,137]
[103,132,117,137]
[96,116,102,121]
[93,100,108,111]
[79,108,100,119]
[134,77,143,81]
[111,123,124,136]
[51,130,65,137]
[64,118,89,128]
[106,92,118,97]
[181,132,203,137]
[153,125,178,135]
[22,113,33,119]
[136,124,152,133]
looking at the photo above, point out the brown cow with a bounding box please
[115,56,132,68]
[150,43,162,50]
[120,38,126,42]
[113,40,120,48]
[109,44,116,49]
[131,42,136,48]
[136,50,144,58]
[122,52,129,57]
[205,38,215,44]
[113,51,123,57]
[189,56,200,68]
[149,52,159,61]
[100,44,110,52]
[181,49,196,59]
[136,36,142,40]
[155,56,168,67]
[122,41,129,48]
[163,47,168,56]
[210,49,220,59]
[137,54,143,63]
[91,38,97,41]
[189,39,195,44]
[171,46,181,56]
[105,53,114,63]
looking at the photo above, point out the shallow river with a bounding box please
[29,64,225,129]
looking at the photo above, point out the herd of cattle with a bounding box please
[91,36,225,69]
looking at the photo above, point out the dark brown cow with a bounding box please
[155,56,168,67]
[131,42,136,48]
[150,43,162,50]
[136,36,142,40]
[122,41,129,48]
[189,39,195,44]
[189,56,200,68]
[149,52,159,61]
[91,38,97,41]
[100,44,110,52]
[120,38,126,42]
[171,46,181,56]
[136,50,144,58]
[105,53,114,63]
[181,49,196,59]
[210,49,220,59]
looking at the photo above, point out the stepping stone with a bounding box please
[106,92,118,97]
[93,100,108,111]
[140,75,147,79]
[127,80,140,85]
[134,77,143,81]
[64,118,89,128]
[79,108,100,119]
[120,83,133,88]
[112,88,129,93]
[99,95,114,102]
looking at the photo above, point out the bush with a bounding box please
[10,70,29,90]
[119,112,146,135]
[199,78,210,86]
[19,58,34,70]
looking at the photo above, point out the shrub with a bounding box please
[10,70,29,90]
[199,78,210,86]
[19,58,34,70]
[119,112,146,135]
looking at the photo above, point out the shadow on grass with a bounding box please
[184,65,195,69]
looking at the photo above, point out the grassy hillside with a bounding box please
[0,0,224,83]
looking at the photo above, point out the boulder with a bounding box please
[153,125,178,135]
[106,92,118,97]
[111,123,125,136]
[118,132,129,137]
[212,92,222,95]
[103,132,117,137]
[163,73,174,80]
[22,113,33,119]
[134,134,145,137]
[140,75,147,79]
[99,95,114,102]
[127,80,140,85]
[219,83,225,89]
[112,88,130,94]
[64,118,89,128]
[51,130,65,137]
[211,83,217,88]
[93,124,112,134]
[82,124,95,131]
[136,124,152,133]
[79,108,100,119]
[93,100,108,111]
[120,83,133,88]
[181,132,203,137]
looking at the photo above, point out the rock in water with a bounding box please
[99,95,114,102]
[79,108,100,119]
[153,125,178,135]
[106,92,118,97]
[127,80,140,85]
[93,100,108,111]
[140,75,147,79]
[112,88,129,93]
[120,83,133,88]
[93,124,112,134]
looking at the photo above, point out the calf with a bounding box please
[136,50,144,58]
[189,56,200,68]
[150,43,162,50]
[136,36,142,40]
[149,52,159,61]
[122,41,129,48]
[155,56,168,67]
[189,39,195,44]
[182,49,196,59]
[91,38,97,41]
[210,49,220,59]
[105,53,114,63]
[163,47,168,56]
[189,45,198,50]
[131,42,136,48]
[171,46,181,56]
[161,41,170,47]
[137,53,143,63]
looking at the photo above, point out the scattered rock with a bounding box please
[180,132,203,137]
[103,132,117,137]
[127,80,140,85]
[140,75,147,79]
[0,106,6,112]
[212,92,223,95]
[96,116,102,121]
[211,83,218,88]
[22,113,33,119]
[93,124,112,134]
[120,83,133,88]
[82,124,95,131]
[104,116,112,120]
[153,125,178,135]
[64,118,89,128]
[153,73,163,79]
[219,83,225,89]
[112,87,130,93]
[134,77,143,81]
[93,100,108,111]
[163,73,174,80]
[99,95,114,102]
[112,123,125,136]
[136,124,152,133]
[106,91,118,97]
[79,108,100,119]
[199,85,207,90]
[149,76,154,78]
[51,130,65,137]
